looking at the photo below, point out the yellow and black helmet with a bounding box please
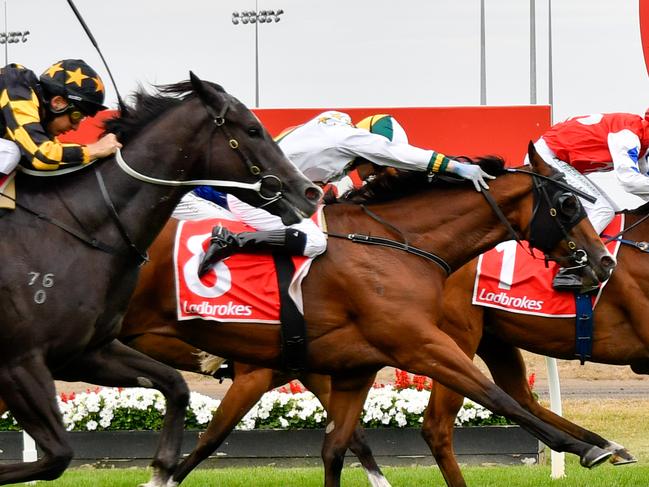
[39,59,107,116]
[355,114,408,144]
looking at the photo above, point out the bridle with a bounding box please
[327,168,597,275]
[10,93,290,263]
[114,96,285,207]
[483,168,597,268]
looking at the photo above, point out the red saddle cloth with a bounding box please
[174,219,309,323]
[472,215,624,317]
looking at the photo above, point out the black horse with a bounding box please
[0,73,320,486]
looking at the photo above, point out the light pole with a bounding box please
[232,3,284,107]
[1,2,30,65]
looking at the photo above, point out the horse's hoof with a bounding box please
[610,451,638,466]
[605,442,638,465]
[580,446,613,469]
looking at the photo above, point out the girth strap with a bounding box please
[574,292,594,365]
[273,253,308,372]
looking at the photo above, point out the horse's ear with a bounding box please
[527,140,551,176]
[189,71,224,112]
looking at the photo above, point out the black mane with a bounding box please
[103,80,226,144]
[628,200,649,215]
[341,155,507,204]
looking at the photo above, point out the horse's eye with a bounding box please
[555,193,580,219]
[247,127,261,137]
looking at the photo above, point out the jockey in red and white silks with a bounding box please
[534,112,649,234]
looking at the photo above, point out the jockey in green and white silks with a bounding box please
[196,111,495,277]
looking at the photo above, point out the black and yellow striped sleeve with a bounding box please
[0,67,89,170]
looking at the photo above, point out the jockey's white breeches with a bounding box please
[226,194,327,258]
[172,192,236,221]
[534,138,615,234]
[0,139,20,175]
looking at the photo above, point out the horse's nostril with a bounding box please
[305,186,322,202]
[602,255,616,271]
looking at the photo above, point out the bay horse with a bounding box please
[417,202,649,487]
[0,73,319,486]
[120,337,390,486]
[120,145,615,486]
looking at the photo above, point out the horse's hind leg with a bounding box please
[321,373,376,487]
[55,339,189,487]
[302,371,390,487]
[477,334,637,465]
[173,364,278,484]
[0,354,74,484]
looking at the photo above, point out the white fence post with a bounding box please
[545,356,565,478]
[23,430,38,485]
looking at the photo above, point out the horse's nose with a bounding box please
[305,185,323,203]
[600,254,616,279]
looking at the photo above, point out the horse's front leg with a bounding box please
[321,373,376,487]
[56,339,189,487]
[477,333,637,465]
[394,324,613,469]
[173,363,278,484]
[0,353,74,484]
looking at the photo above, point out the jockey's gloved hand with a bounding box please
[446,160,496,192]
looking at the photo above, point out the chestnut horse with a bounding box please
[121,145,615,486]
[418,203,649,487]
[0,74,319,486]
[120,336,390,486]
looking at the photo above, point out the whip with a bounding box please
[65,0,127,112]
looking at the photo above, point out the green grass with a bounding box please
[20,463,649,486]
[14,398,649,486]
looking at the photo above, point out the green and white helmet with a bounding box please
[355,114,408,143]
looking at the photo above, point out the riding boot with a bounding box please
[198,226,307,277]
[552,267,598,293]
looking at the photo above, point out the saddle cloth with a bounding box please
[472,214,624,317]
[174,212,322,323]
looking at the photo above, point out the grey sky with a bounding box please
[6,0,649,123]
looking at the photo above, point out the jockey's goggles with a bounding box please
[64,104,86,124]
[51,103,87,124]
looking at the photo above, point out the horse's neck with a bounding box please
[332,178,528,273]
[51,144,191,255]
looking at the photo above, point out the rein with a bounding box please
[5,94,285,261]
[325,166,596,275]
[602,212,649,252]
[114,98,284,205]
[325,205,452,275]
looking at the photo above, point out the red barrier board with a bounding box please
[60,105,551,167]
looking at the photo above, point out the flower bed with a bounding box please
[0,376,512,432]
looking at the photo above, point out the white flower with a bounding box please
[1,384,507,432]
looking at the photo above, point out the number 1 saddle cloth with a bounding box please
[472,215,623,317]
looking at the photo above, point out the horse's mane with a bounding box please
[340,155,507,204]
[104,80,226,144]
[628,200,649,215]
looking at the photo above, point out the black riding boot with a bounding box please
[197,226,307,277]
[552,267,598,293]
